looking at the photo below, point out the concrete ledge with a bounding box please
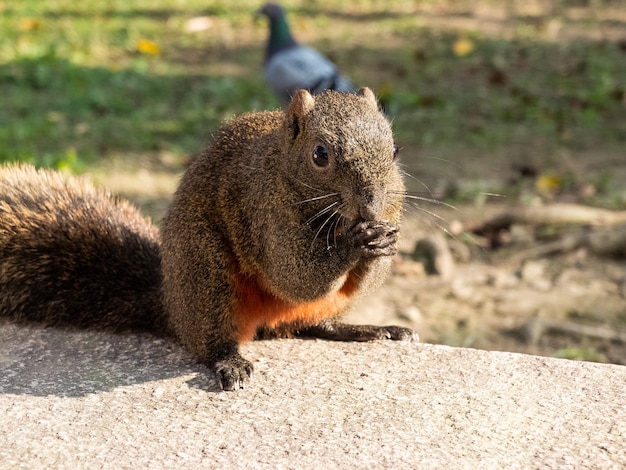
[1,322,624,468]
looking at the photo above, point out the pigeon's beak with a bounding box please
[253,7,265,22]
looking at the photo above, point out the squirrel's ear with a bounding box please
[357,87,379,111]
[286,89,315,140]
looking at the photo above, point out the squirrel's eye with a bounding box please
[392,144,399,160]
[312,145,329,168]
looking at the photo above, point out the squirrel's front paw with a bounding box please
[214,355,254,391]
[352,220,399,257]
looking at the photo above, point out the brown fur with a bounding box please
[0,88,416,392]
[0,165,166,332]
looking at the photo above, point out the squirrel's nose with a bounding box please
[358,190,384,221]
[359,204,377,221]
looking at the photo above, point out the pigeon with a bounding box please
[257,3,355,102]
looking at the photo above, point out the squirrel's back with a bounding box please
[0,164,166,332]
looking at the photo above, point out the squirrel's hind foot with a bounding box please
[296,319,419,343]
[376,325,420,342]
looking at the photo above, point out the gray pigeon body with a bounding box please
[258,3,355,102]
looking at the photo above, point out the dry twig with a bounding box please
[466,204,626,258]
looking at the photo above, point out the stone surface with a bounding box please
[1,322,624,468]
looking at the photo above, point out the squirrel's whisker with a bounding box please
[399,156,462,169]
[294,192,341,206]
[292,178,326,193]
[402,204,454,237]
[331,216,340,249]
[311,209,339,252]
[399,169,434,196]
[325,210,341,251]
[393,192,458,211]
[327,201,350,249]
[304,201,340,227]
[403,200,452,225]
[402,202,485,251]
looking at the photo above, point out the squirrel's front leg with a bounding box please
[202,281,255,391]
[161,234,255,391]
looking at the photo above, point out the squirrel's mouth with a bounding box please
[304,192,389,240]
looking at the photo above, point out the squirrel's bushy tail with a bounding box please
[0,164,167,333]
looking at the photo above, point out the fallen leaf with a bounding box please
[137,39,160,55]
[535,174,562,195]
[453,38,474,57]
[21,18,42,31]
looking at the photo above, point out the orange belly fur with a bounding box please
[233,272,360,343]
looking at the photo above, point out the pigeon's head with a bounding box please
[257,3,285,20]
[257,3,297,60]
[280,88,405,225]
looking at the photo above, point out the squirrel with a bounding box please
[0,87,418,391]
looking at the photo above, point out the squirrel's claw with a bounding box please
[379,325,420,342]
[214,356,254,391]
[356,325,419,342]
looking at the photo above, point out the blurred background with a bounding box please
[1,0,625,363]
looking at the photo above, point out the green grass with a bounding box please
[1,0,625,184]
[0,0,279,170]
[554,347,607,363]
[0,50,273,169]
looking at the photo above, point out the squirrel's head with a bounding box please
[281,88,405,225]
